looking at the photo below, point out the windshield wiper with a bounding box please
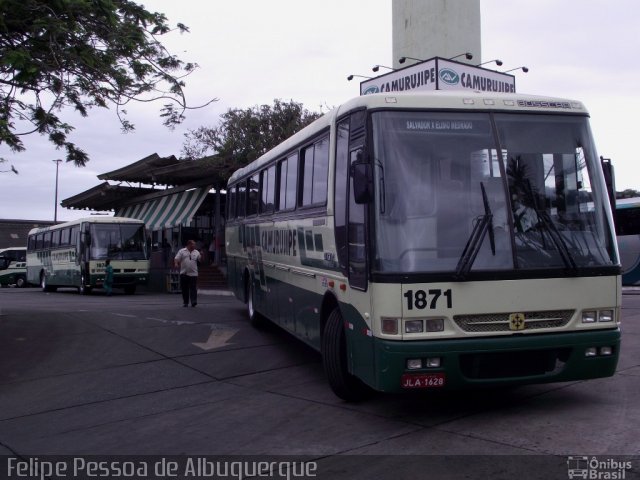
[536,210,578,270]
[525,180,577,270]
[455,182,495,280]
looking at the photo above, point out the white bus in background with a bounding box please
[614,197,640,285]
[0,247,27,288]
[27,217,149,294]
[226,91,621,401]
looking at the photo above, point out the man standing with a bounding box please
[104,259,114,296]
[174,239,200,307]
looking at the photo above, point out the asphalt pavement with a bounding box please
[0,287,639,479]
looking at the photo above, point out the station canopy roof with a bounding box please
[61,153,231,216]
[97,153,228,187]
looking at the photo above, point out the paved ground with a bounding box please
[0,287,638,478]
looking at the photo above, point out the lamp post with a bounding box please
[53,159,62,222]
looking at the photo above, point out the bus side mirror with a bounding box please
[351,162,373,204]
[601,156,616,211]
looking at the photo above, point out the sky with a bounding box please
[1,0,639,222]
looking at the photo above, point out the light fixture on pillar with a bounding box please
[347,74,372,81]
[503,66,529,73]
[398,56,425,64]
[476,59,503,68]
[372,64,394,73]
[449,52,473,61]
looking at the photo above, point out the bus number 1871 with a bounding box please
[404,289,453,310]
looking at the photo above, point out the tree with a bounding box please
[617,189,640,199]
[181,99,321,181]
[0,0,215,166]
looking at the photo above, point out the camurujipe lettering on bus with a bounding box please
[260,228,298,256]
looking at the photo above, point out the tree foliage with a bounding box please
[616,189,640,199]
[181,99,321,181]
[0,0,214,166]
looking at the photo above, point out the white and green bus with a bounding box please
[0,247,27,288]
[225,91,621,401]
[27,217,150,294]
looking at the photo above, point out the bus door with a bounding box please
[335,111,375,381]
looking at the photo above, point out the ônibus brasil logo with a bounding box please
[363,85,380,95]
[439,68,460,85]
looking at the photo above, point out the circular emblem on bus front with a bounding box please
[439,68,460,85]
[363,85,380,95]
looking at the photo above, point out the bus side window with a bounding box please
[60,227,71,246]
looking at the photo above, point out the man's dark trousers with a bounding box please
[180,274,198,306]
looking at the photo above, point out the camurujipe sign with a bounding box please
[360,57,516,95]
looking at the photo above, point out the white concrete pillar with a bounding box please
[392,0,481,69]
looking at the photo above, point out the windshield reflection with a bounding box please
[90,224,148,261]
[371,111,615,275]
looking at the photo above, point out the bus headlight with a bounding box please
[425,318,444,332]
[407,359,423,370]
[405,320,424,333]
[598,310,614,323]
[582,311,597,323]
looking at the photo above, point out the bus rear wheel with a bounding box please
[40,272,56,292]
[15,275,26,288]
[322,308,372,402]
[246,277,266,328]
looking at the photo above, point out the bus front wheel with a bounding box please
[15,275,26,288]
[322,308,371,402]
[79,273,92,295]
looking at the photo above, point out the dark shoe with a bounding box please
[191,303,197,307]
[183,304,188,307]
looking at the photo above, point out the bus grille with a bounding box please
[453,310,574,332]
[460,348,571,379]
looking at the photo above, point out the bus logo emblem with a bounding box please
[439,68,460,85]
[509,313,526,331]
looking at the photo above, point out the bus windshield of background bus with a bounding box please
[371,111,616,275]
[90,224,147,261]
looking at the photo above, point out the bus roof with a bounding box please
[27,216,146,236]
[228,90,590,185]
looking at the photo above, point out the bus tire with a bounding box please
[79,273,92,295]
[15,275,26,288]
[40,272,56,292]
[322,308,372,402]
[124,285,136,295]
[246,277,266,328]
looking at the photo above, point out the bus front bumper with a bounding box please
[372,329,620,393]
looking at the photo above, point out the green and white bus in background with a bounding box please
[0,247,27,288]
[225,91,621,401]
[27,217,149,294]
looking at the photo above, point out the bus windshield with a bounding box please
[371,111,616,275]
[90,223,148,261]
